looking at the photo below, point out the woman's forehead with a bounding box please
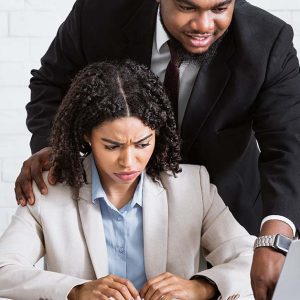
[91,117,154,142]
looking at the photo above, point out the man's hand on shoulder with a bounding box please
[250,220,293,300]
[14,147,56,206]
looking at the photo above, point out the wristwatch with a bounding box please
[254,234,292,255]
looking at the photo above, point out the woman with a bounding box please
[0,61,255,300]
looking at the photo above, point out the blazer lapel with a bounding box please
[77,157,109,278]
[121,0,158,67]
[181,30,234,157]
[142,175,168,279]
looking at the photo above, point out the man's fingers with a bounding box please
[14,147,54,206]
[14,160,33,206]
[30,158,48,197]
[48,166,57,185]
[14,184,26,206]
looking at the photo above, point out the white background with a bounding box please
[0,0,300,236]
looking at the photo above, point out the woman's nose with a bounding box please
[118,148,134,168]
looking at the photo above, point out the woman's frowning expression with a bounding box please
[89,117,156,188]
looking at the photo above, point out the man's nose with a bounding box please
[190,12,214,33]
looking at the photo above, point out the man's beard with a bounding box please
[169,33,225,67]
[159,14,226,67]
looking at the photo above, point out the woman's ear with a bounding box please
[83,135,91,146]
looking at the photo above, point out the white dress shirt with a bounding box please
[150,9,200,131]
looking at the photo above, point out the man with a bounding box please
[15,0,300,299]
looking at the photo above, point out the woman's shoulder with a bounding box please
[160,164,210,180]
[159,164,211,188]
[31,171,75,206]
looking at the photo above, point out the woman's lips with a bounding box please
[114,171,140,181]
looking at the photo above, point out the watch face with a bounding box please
[275,235,292,254]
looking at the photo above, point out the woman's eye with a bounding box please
[105,145,120,150]
[136,143,150,149]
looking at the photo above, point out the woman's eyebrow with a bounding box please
[133,134,153,144]
[101,133,153,145]
[101,138,124,145]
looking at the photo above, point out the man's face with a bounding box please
[159,0,235,54]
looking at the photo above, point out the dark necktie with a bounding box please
[164,41,182,124]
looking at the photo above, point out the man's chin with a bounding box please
[170,31,227,67]
[183,45,210,55]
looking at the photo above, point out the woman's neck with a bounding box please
[101,178,139,210]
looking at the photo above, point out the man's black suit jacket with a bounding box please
[27,0,300,234]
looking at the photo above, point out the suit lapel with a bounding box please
[142,175,168,279]
[77,157,108,278]
[77,158,169,280]
[121,0,158,67]
[181,30,235,157]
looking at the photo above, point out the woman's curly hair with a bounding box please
[50,60,181,199]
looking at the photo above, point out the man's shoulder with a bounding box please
[234,1,286,31]
[230,1,291,57]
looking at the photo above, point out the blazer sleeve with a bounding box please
[26,0,87,153]
[0,204,87,300]
[195,166,256,299]
[253,23,300,228]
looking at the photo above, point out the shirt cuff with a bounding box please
[260,215,296,237]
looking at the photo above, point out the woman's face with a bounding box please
[89,117,156,188]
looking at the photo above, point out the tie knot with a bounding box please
[167,40,181,68]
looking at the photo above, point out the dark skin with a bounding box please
[251,220,293,300]
[67,275,140,300]
[14,113,293,300]
[15,0,294,299]
[15,147,55,206]
[67,273,217,300]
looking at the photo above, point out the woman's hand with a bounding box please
[68,274,140,300]
[140,272,217,300]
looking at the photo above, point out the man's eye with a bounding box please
[136,143,150,149]
[105,145,120,150]
[212,7,227,14]
[179,4,194,11]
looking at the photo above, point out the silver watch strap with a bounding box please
[253,235,276,249]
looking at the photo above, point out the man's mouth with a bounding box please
[185,33,214,48]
